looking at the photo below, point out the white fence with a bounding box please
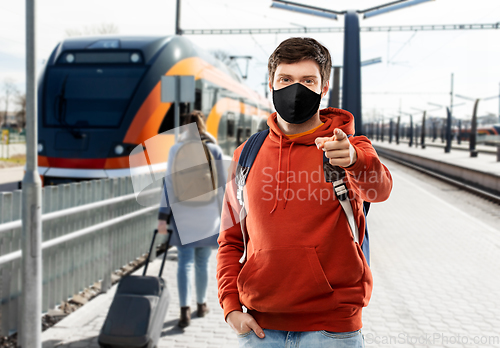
[0,143,25,159]
[0,174,164,336]
[7,134,26,144]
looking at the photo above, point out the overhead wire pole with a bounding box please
[22,0,42,347]
[176,0,182,35]
[450,73,454,125]
[343,10,362,135]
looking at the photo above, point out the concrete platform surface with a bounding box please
[41,161,500,348]
[0,166,24,185]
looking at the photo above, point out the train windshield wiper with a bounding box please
[55,74,68,125]
[54,74,83,138]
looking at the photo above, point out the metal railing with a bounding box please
[7,134,26,144]
[0,174,164,336]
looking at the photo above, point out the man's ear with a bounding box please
[268,78,273,93]
[321,80,330,98]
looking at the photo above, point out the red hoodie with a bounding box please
[216,108,393,332]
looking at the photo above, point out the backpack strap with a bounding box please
[322,154,359,244]
[234,129,269,264]
[322,134,371,265]
[235,129,270,206]
[234,129,371,266]
[362,201,371,266]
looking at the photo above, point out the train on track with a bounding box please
[37,36,273,185]
[453,124,500,142]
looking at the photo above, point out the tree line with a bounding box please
[1,78,26,131]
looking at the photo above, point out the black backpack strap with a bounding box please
[235,129,269,206]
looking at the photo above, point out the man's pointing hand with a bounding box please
[315,128,357,168]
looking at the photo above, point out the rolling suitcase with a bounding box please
[98,229,172,348]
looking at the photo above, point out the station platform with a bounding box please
[0,166,23,185]
[386,138,498,155]
[40,160,500,348]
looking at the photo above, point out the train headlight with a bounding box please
[37,143,43,153]
[130,53,140,63]
[66,53,75,63]
[114,145,124,155]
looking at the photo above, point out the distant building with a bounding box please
[477,114,498,126]
[1,114,18,128]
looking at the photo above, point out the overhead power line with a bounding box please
[182,22,500,35]
[364,92,448,95]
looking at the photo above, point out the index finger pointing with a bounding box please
[334,128,346,141]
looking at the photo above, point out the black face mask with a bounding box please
[272,83,322,124]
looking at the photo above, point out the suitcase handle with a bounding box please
[158,230,172,278]
[143,229,172,277]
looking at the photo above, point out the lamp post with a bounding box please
[471,100,479,157]
[421,111,427,149]
[271,0,435,136]
[400,111,415,147]
[409,115,413,147]
[389,118,394,144]
[445,107,452,153]
[457,119,462,145]
[411,107,432,149]
[329,66,342,108]
[396,116,401,145]
[176,0,182,35]
[22,1,42,348]
[455,93,500,157]
[428,101,464,148]
[380,116,385,142]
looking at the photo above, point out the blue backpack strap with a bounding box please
[362,201,371,266]
[234,129,269,264]
[235,129,269,206]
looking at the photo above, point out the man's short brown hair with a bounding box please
[268,37,332,88]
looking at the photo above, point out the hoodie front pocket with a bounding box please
[333,242,372,308]
[237,247,334,313]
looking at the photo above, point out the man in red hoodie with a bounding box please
[216,37,393,347]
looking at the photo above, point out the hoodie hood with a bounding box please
[267,107,356,145]
[265,107,356,213]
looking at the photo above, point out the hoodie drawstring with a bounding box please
[270,135,283,214]
[283,141,294,209]
[270,136,296,213]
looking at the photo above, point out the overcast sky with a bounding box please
[1,0,499,122]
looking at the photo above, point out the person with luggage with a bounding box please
[158,110,226,328]
[216,37,393,347]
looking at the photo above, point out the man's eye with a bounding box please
[304,79,314,84]
[281,78,290,83]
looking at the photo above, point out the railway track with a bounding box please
[377,149,500,205]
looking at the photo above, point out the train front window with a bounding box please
[44,66,145,127]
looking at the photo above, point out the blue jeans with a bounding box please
[176,245,212,307]
[237,329,365,348]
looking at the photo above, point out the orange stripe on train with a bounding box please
[124,57,270,145]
